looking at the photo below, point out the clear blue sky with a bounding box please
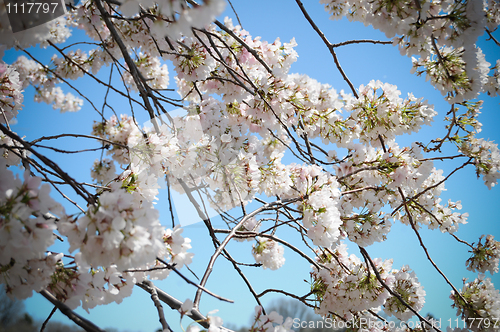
[3,1,499,331]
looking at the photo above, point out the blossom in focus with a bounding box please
[252,238,285,270]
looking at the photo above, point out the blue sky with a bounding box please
[3,1,500,331]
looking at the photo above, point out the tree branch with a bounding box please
[39,290,105,332]
[143,280,173,332]
[295,0,359,98]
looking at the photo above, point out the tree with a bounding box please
[0,0,499,332]
[0,286,24,329]
[266,298,339,332]
[0,287,85,332]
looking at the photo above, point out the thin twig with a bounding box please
[214,229,322,270]
[256,289,316,308]
[0,124,95,205]
[397,187,468,305]
[485,28,500,47]
[40,306,57,332]
[295,0,358,98]
[94,0,161,132]
[391,158,472,215]
[156,258,234,303]
[227,0,242,27]
[331,39,392,48]
[30,133,128,149]
[136,282,209,329]
[136,282,234,332]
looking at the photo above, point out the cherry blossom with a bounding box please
[0,0,498,330]
[311,243,394,320]
[0,63,23,123]
[466,235,500,275]
[321,0,500,103]
[251,306,294,332]
[384,265,426,322]
[0,158,64,299]
[58,181,164,271]
[450,276,500,331]
[252,238,285,270]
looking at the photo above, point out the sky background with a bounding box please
[2,1,500,331]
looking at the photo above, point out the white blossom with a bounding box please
[252,238,285,270]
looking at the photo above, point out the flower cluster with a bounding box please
[342,212,392,247]
[0,159,64,299]
[450,276,500,331]
[90,158,117,185]
[3,253,63,300]
[384,265,426,322]
[171,37,217,82]
[346,80,436,147]
[428,199,469,234]
[290,164,342,246]
[147,225,194,280]
[411,46,491,103]
[53,165,195,308]
[311,243,395,320]
[466,235,500,275]
[13,56,83,113]
[392,165,469,234]
[486,60,500,97]
[58,181,164,271]
[0,63,23,123]
[252,238,285,270]
[47,253,135,312]
[122,52,169,92]
[36,86,83,113]
[321,0,499,103]
[334,140,470,241]
[234,216,260,242]
[51,50,89,80]
[47,223,194,311]
[91,114,142,165]
[0,133,24,166]
[459,137,500,189]
[251,306,294,332]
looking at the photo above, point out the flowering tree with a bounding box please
[1,0,500,331]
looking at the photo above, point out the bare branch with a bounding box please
[396,187,468,305]
[193,197,301,307]
[331,39,392,48]
[40,306,57,332]
[0,124,96,205]
[143,280,173,332]
[156,257,234,303]
[94,0,161,132]
[295,0,359,98]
